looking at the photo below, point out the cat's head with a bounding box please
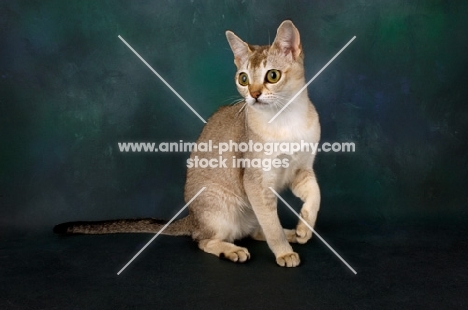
[226,20,305,110]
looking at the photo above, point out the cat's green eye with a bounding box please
[265,69,281,84]
[238,72,249,86]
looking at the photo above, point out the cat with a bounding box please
[54,20,321,268]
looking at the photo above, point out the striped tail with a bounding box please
[53,217,192,236]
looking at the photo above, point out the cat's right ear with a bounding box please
[272,20,302,61]
[226,31,250,68]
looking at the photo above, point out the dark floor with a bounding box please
[1,221,467,309]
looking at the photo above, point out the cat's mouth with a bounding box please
[248,97,268,106]
[253,99,268,106]
[246,97,274,108]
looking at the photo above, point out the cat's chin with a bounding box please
[253,100,269,106]
[250,102,274,111]
[246,98,274,109]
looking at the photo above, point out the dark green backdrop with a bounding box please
[1,0,467,232]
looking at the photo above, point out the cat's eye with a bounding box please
[238,72,249,86]
[265,69,281,84]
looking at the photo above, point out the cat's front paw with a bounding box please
[295,221,313,244]
[219,247,251,263]
[276,252,300,267]
[295,209,314,244]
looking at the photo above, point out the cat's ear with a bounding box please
[272,20,302,61]
[226,31,251,68]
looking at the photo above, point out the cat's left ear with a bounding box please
[226,31,251,68]
[272,20,302,61]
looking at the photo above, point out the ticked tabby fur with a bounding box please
[54,20,320,267]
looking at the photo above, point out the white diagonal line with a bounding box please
[117,187,206,275]
[118,35,207,123]
[268,36,356,123]
[269,187,357,274]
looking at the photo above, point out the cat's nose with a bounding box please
[250,90,261,99]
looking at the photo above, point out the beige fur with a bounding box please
[54,20,321,268]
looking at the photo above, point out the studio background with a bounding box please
[1,1,467,308]
[2,0,467,231]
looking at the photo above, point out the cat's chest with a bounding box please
[247,102,319,144]
[254,119,318,145]
[265,117,319,165]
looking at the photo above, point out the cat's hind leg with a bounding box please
[198,239,250,263]
[188,186,253,263]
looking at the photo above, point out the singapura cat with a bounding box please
[54,20,321,268]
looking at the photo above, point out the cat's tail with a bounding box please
[53,217,192,236]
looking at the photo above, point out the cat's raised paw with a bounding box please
[276,252,300,267]
[295,222,313,244]
[220,247,251,263]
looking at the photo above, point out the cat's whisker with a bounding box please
[228,95,242,100]
[269,97,287,111]
[229,98,245,106]
[225,95,241,99]
[273,95,295,111]
[236,101,248,117]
